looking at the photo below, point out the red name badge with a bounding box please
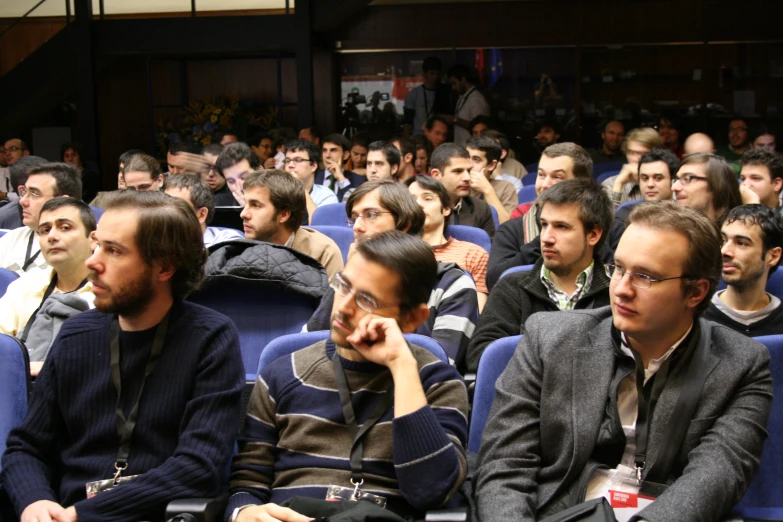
[609,490,638,509]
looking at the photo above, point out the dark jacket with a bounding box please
[315,169,366,202]
[448,196,495,239]
[213,183,239,206]
[466,257,611,373]
[606,201,640,254]
[204,239,328,302]
[704,299,783,337]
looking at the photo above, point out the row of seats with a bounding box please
[2,328,779,517]
[522,161,626,185]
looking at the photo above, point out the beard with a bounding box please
[723,261,766,293]
[90,267,156,317]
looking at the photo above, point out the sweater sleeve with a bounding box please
[1,354,65,511]
[392,363,468,510]
[487,219,534,290]
[226,371,279,514]
[429,270,478,370]
[465,277,525,373]
[71,321,244,522]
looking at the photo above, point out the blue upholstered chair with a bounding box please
[447,224,491,253]
[0,268,19,298]
[517,185,537,205]
[468,335,521,453]
[311,203,349,227]
[593,161,626,176]
[521,171,537,187]
[499,264,535,281]
[0,334,30,472]
[596,170,622,184]
[307,225,355,264]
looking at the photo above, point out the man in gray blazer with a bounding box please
[474,201,773,521]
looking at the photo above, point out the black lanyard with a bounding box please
[19,274,88,343]
[110,314,169,478]
[455,87,476,116]
[627,320,712,484]
[421,86,435,120]
[22,230,41,271]
[331,343,394,486]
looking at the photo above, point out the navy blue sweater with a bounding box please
[1,301,244,522]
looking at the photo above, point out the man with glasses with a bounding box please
[227,231,468,522]
[121,153,164,193]
[475,201,772,522]
[672,153,742,224]
[4,138,30,166]
[717,117,752,169]
[0,163,81,275]
[305,180,479,369]
[284,139,338,221]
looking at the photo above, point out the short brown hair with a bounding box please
[541,143,593,179]
[678,153,742,224]
[102,190,207,300]
[346,180,424,236]
[627,201,721,316]
[122,153,162,180]
[243,169,306,232]
[622,127,663,153]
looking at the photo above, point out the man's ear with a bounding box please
[277,209,292,225]
[153,259,176,284]
[586,225,602,248]
[431,169,442,180]
[404,153,414,165]
[442,204,452,218]
[342,150,351,163]
[766,246,782,269]
[400,303,430,333]
[487,159,499,174]
[391,164,399,177]
[196,207,209,224]
[773,176,783,195]
[500,150,508,161]
[685,278,711,311]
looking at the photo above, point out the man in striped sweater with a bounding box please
[228,232,469,522]
[1,191,244,522]
[305,180,479,370]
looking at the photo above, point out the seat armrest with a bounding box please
[425,507,469,522]
[165,495,229,522]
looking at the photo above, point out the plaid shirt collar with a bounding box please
[539,260,595,311]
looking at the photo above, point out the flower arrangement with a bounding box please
[154,95,275,155]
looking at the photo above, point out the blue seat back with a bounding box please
[489,206,499,229]
[447,224,491,253]
[617,200,642,212]
[766,270,783,300]
[0,334,30,472]
[258,331,448,374]
[90,206,104,222]
[733,335,783,512]
[189,281,319,374]
[521,171,537,187]
[0,228,8,238]
[307,226,355,263]
[468,335,521,453]
[524,163,538,174]
[596,170,621,184]
[0,268,19,298]
[311,203,348,227]
[518,185,537,205]
[593,161,626,175]
[499,264,535,280]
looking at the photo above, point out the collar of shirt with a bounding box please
[620,323,693,384]
[285,231,296,248]
[453,198,463,212]
[539,260,595,310]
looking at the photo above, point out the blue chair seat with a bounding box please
[499,264,535,280]
[311,203,348,227]
[468,335,521,453]
[596,170,621,184]
[307,226,355,263]
[518,185,537,205]
[447,224,491,253]
[521,171,537,187]
[593,161,626,175]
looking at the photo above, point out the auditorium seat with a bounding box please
[489,206,499,229]
[0,334,30,472]
[518,185,536,205]
[499,264,535,280]
[311,203,348,227]
[521,171,537,186]
[447,224,491,254]
[257,331,449,373]
[524,163,538,174]
[732,335,783,517]
[307,225,354,263]
[593,161,626,176]
[89,206,104,222]
[0,229,8,238]
[766,270,783,301]
[468,335,521,453]
[596,170,621,184]
[0,268,18,298]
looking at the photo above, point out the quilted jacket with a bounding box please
[202,239,329,302]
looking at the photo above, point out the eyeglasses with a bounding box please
[330,273,401,314]
[604,263,691,290]
[673,174,708,186]
[125,184,154,191]
[18,187,43,199]
[347,209,393,227]
[282,157,312,166]
[6,146,22,152]
[728,126,748,133]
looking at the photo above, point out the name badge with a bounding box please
[589,467,667,522]
[85,475,140,499]
[325,485,387,509]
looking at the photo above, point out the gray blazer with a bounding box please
[474,307,772,522]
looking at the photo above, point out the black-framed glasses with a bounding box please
[18,187,43,199]
[6,146,22,152]
[125,184,154,191]
[673,174,708,186]
[604,263,691,290]
[347,209,393,227]
[282,157,312,166]
[330,273,401,313]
